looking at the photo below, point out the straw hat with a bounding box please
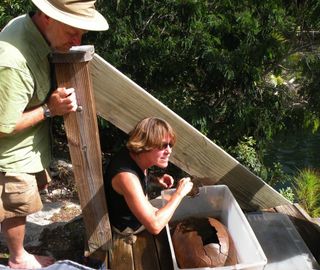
[31,0,109,31]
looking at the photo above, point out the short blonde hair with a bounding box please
[126,117,176,153]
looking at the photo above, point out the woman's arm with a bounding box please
[112,172,193,235]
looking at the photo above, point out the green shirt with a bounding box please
[0,14,52,173]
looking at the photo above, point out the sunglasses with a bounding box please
[159,142,174,150]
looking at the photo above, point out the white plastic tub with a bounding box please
[162,185,267,270]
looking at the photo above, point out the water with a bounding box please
[263,129,320,176]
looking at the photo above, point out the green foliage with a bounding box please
[2,1,320,194]
[294,168,320,218]
[299,53,320,133]
[97,117,128,153]
[230,137,292,190]
[88,0,320,148]
[279,186,295,203]
[265,162,291,188]
[2,1,320,149]
[0,0,33,28]
[231,136,264,176]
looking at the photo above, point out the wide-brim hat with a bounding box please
[31,0,109,31]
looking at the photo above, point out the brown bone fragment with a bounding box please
[206,217,229,266]
[173,225,211,268]
[225,227,238,266]
[172,217,234,268]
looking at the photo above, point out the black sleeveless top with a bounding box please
[103,148,148,231]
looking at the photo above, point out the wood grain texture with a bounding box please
[132,231,160,270]
[90,54,289,211]
[109,234,134,270]
[54,50,112,253]
[51,45,95,63]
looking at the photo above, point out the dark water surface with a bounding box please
[263,129,320,176]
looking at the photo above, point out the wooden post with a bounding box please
[52,45,112,253]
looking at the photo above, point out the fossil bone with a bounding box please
[172,217,237,268]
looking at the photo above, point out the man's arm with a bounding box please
[0,87,77,138]
[13,106,46,133]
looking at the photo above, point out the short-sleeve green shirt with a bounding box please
[0,14,52,173]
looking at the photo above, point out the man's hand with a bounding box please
[47,87,78,116]
[3,88,77,135]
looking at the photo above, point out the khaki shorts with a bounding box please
[0,170,51,222]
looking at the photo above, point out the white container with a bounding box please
[246,212,320,270]
[162,185,267,270]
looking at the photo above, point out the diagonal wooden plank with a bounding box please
[90,53,289,211]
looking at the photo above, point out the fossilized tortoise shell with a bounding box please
[172,217,237,268]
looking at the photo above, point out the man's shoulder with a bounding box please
[0,14,29,67]
[1,14,28,33]
[0,40,23,55]
[0,41,27,70]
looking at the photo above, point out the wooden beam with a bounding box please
[52,46,112,253]
[90,54,289,211]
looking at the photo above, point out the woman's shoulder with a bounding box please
[105,148,139,177]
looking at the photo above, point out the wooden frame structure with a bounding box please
[48,46,320,269]
[52,46,112,254]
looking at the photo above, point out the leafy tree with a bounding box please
[2,0,319,149]
[0,0,33,28]
[90,0,320,149]
[279,186,295,203]
[2,1,320,185]
[230,136,264,176]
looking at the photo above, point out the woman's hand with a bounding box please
[158,174,174,188]
[175,177,193,197]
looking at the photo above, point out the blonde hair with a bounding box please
[126,117,176,153]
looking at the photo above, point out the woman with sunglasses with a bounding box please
[103,117,193,240]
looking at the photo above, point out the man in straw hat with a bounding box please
[0,0,108,268]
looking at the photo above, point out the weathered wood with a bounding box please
[51,45,95,63]
[132,231,160,270]
[53,46,112,253]
[90,53,289,211]
[109,234,134,270]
